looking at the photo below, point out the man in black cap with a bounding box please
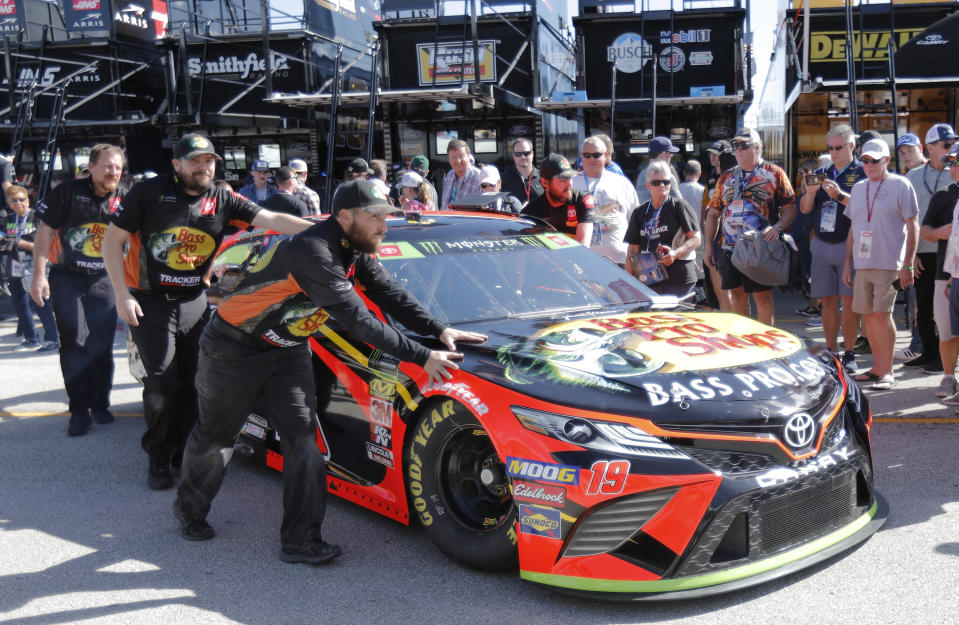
[173,178,485,564]
[634,136,683,206]
[260,166,311,217]
[523,153,595,245]
[344,157,373,181]
[102,132,315,491]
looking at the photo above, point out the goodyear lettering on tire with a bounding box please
[407,399,455,526]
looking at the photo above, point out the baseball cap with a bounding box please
[347,157,374,175]
[707,140,731,155]
[540,153,576,180]
[288,158,308,172]
[648,136,680,154]
[274,166,294,183]
[896,133,921,148]
[332,179,404,216]
[410,155,430,171]
[925,123,957,144]
[860,139,890,160]
[479,165,500,186]
[174,133,221,160]
[396,171,423,189]
[251,159,270,172]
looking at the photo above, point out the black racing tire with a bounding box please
[405,398,517,571]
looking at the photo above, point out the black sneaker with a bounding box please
[903,355,933,368]
[148,457,175,491]
[280,541,343,565]
[841,351,858,373]
[852,336,871,355]
[91,409,114,424]
[173,501,215,541]
[67,412,91,437]
[796,304,821,317]
[923,361,944,374]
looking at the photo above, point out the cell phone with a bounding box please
[805,173,826,185]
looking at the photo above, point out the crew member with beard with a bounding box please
[523,153,595,244]
[101,133,315,490]
[30,144,125,437]
[172,179,485,564]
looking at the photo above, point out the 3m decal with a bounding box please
[366,442,394,468]
[369,397,393,428]
[584,459,630,496]
[506,457,579,485]
[512,481,566,508]
[518,504,562,538]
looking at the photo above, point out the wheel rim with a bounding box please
[437,424,513,533]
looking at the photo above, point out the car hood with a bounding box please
[452,309,840,421]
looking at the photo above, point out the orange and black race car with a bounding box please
[207,210,885,600]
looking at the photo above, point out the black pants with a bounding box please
[915,252,940,362]
[176,322,327,547]
[128,290,209,464]
[48,266,116,415]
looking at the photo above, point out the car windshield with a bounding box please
[377,233,656,325]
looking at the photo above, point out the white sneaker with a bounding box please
[894,348,920,361]
[935,376,957,399]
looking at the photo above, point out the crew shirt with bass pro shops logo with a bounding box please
[111,174,261,296]
[35,177,122,272]
[216,217,446,362]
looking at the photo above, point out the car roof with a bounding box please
[383,210,548,242]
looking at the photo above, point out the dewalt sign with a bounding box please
[810,28,924,63]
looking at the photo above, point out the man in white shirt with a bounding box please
[571,136,639,265]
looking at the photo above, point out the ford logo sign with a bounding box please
[783,413,816,449]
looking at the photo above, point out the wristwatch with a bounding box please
[773,224,783,232]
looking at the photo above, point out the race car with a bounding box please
[208,210,885,600]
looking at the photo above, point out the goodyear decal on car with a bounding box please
[506,457,580,485]
[518,504,562,538]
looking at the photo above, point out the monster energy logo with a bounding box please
[519,236,546,248]
[418,240,443,255]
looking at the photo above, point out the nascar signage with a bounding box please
[0,0,26,35]
[417,40,497,86]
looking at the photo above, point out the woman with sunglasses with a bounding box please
[3,185,59,352]
[624,161,701,298]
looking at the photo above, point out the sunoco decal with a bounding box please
[518,504,562,538]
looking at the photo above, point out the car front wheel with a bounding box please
[405,398,517,570]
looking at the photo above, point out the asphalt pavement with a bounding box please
[0,290,957,625]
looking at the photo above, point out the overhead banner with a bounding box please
[417,40,496,86]
[62,0,111,33]
[0,0,26,35]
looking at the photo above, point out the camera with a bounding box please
[805,173,826,186]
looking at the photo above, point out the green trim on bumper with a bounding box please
[521,499,878,594]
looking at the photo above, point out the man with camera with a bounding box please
[625,161,701,297]
[842,139,919,391]
[799,124,866,372]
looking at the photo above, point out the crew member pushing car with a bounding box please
[172,179,485,564]
[102,133,315,491]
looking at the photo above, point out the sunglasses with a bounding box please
[731,141,753,151]
[861,157,884,164]
[7,196,28,202]
[648,179,671,187]
[942,141,955,150]
[480,182,496,189]
[513,151,532,157]
[582,152,606,159]
[826,145,846,152]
